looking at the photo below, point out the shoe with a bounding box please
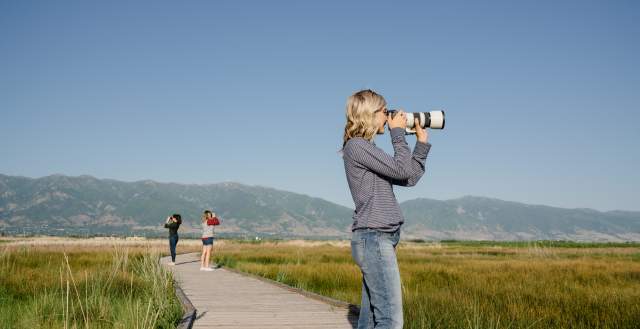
[203,267,214,271]
[167,262,175,266]
[199,267,205,271]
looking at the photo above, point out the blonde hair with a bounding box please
[342,89,386,147]
[202,210,214,222]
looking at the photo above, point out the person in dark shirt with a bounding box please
[164,214,182,265]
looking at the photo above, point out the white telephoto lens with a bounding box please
[405,112,416,128]
[419,112,426,128]
[429,110,445,129]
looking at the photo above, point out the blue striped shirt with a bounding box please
[342,127,431,232]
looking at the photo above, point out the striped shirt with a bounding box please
[342,127,431,232]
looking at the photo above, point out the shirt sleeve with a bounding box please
[344,128,414,180]
[392,141,431,187]
[165,222,179,229]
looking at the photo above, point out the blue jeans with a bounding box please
[169,235,179,262]
[351,228,403,329]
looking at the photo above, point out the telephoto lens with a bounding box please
[388,110,445,134]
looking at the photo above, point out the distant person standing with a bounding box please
[200,210,219,271]
[164,214,182,265]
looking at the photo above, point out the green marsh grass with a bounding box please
[213,240,640,329]
[0,245,184,329]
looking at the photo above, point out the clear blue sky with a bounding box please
[1,0,638,211]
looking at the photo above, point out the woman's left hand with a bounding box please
[415,118,429,143]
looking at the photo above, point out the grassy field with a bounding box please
[212,240,640,329]
[1,238,638,328]
[0,238,201,329]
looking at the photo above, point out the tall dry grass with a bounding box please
[0,241,192,329]
[212,240,640,329]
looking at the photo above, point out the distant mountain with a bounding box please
[400,196,640,241]
[0,174,353,238]
[1,174,638,241]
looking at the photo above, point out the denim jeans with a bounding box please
[169,235,179,262]
[351,228,403,329]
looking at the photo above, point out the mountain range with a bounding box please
[1,174,638,241]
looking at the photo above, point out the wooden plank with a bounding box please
[163,253,357,328]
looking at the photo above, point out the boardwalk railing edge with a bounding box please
[174,283,196,329]
[159,255,197,329]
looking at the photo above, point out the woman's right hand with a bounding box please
[414,118,429,143]
[387,110,407,129]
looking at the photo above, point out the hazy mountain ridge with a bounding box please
[1,174,639,241]
[0,174,353,237]
[400,196,640,241]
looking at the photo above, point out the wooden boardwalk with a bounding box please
[162,253,356,329]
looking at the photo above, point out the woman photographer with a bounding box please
[200,210,219,271]
[342,89,431,329]
[164,214,182,266]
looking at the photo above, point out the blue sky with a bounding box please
[1,0,639,211]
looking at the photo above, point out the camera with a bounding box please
[387,110,445,134]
